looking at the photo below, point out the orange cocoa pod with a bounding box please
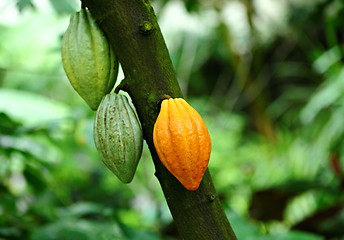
[153,98,211,191]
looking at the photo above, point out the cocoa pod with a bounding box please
[61,9,118,110]
[93,93,143,183]
[153,98,211,191]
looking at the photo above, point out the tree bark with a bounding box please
[81,0,237,239]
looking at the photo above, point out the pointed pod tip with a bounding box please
[184,183,200,191]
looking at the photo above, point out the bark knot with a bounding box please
[139,21,154,35]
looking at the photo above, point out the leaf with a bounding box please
[49,0,76,15]
[0,112,22,135]
[300,67,344,124]
[183,0,200,12]
[274,230,324,240]
[23,163,47,193]
[312,46,342,74]
[31,222,91,240]
[0,89,71,127]
[16,0,35,12]
[30,219,123,240]
[227,211,324,240]
[58,202,105,219]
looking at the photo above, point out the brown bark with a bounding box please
[81,0,237,239]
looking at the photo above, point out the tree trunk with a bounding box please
[81,0,237,239]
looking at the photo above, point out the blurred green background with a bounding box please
[1,0,344,239]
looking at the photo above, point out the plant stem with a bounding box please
[81,0,237,239]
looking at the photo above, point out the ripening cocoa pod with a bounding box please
[61,9,118,110]
[93,93,143,183]
[153,98,211,191]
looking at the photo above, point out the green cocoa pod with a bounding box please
[61,9,118,110]
[93,93,143,183]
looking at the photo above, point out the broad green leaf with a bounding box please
[0,89,71,127]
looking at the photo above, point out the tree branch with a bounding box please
[81,0,237,239]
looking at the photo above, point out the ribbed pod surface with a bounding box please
[61,9,118,110]
[153,98,211,191]
[94,93,143,183]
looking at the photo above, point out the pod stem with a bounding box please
[114,78,129,94]
[161,94,172,100]
[114,84,121,94]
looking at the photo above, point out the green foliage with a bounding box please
[16,0,34,12]
[1,0,344,239]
